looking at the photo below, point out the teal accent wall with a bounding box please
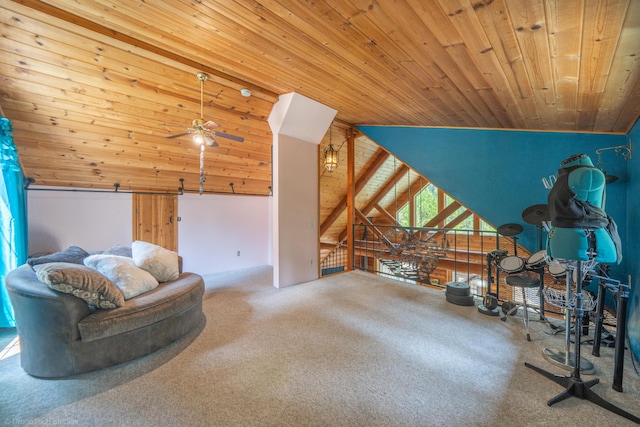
[357,124,636,361]
[626,119,639,363]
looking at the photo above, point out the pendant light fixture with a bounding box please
[322,126,339,172]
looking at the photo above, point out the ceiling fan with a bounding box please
[166,72,244,194]
[166,72,244,147]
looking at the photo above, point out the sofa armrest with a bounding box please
[5,265,92,377]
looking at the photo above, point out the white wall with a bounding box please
[268,92,336,288]
[272,135,319,287]
[27,189,271,275]
[28,189,131,254]
[178,193,270,274]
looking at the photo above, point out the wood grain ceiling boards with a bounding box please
[1,0,639,246]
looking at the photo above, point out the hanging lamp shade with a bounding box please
[323,143,339,172]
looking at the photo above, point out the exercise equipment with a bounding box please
[445,282,475,306]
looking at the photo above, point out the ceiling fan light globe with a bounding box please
[193,134,205,145]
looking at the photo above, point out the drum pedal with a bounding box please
[478,304,500,316]
[478,293,499,316]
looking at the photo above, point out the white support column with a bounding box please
[268,93,337,288]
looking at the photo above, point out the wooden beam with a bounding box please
[374,204,397,224]
[319,148,389,235]
[442,209,473,230]
[366,165,409,216]
[338,165,408,242]
[354,209,394,250]
[424,201,462,228]
[346,128,355,271]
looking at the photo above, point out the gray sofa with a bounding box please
[6,263,205,378]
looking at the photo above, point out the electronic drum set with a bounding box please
[479,204,555,319]
[476,204,639,423]
[479,203,589,318]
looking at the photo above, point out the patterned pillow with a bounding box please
[132,240,179,283]
[33,262,124,309]
[27,246,90,267]
[83,254,159,299]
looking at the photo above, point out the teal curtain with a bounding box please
[1,118,28,328]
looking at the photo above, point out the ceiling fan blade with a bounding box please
[166,132,192,139]
[164,74,244,146]
[213,131,244,142]
[203,120,219,129]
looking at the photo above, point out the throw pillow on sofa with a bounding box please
[102,244,133,258]
[131,240,179,282]
[84,254,159,299]
[33,262,125,309]
[27,245,90,267]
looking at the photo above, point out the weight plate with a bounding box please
[446,281,471,296]
[445,293,475,306]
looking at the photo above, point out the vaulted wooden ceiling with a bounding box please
[1,1,639,233]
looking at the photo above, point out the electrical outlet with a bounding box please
[237,251,240,256]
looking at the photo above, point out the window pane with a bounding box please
[415,184,438,226]
[397,203,410,227]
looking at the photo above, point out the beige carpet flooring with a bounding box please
[1,266,639,426]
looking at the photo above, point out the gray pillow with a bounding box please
[102,244,132,258]
[33,262,124,309]
[27,246,90,267]
[83,254,158,299]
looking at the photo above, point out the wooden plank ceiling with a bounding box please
[1,0,639,248]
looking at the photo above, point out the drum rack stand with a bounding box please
[478,250,502,316]
[591,273,630,393]
[525,261,640,423]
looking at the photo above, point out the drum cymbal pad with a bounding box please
[522,204,550,226]
[497,223,524,237]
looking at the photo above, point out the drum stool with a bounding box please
[502,274,541,341]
